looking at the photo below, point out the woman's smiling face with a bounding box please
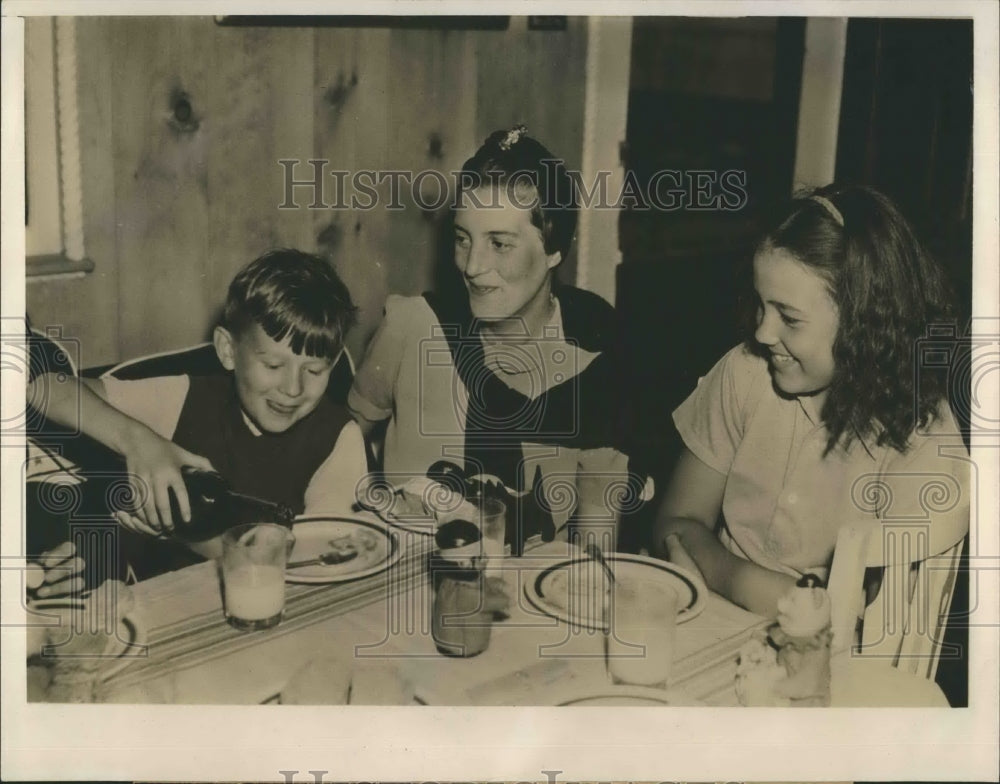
[753,245,840,401]
[453,186,561,327]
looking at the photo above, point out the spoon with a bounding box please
[584,542,616,633]
[287,550,359,569]
[584,542,616,587]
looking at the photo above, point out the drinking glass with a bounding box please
[221,523,292,631]
[469,496,507,569]
[605,579,679,688]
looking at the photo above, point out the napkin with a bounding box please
[279,654,416,705]
[348,661,415,705]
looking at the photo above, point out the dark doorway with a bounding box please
[617,17,806,495]
[837,18,974,325]
[837,17,974,709]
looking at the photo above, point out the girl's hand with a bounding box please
[117,423,215,535]
[27,541,86,599]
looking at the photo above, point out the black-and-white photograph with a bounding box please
[2,3,998,782]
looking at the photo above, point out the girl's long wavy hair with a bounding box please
[755,184,955,454]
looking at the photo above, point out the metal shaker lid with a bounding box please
[435,519,482,564]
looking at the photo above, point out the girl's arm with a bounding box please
[27,373,213,534]
[652,447,795,618]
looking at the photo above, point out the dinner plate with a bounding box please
[100,614,146,679]
[286,515,401,584]
[357,475,473,536]
[558,685,694,706]
[523,553,706,631]
[29,612,146,699]
[42,613,145,660]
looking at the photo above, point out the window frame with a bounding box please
[25,16,92,280]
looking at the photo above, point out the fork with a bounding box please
[287,550,358,569]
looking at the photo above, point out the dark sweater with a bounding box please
[172,374,352,514]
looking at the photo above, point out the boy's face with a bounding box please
[214,324,335,434]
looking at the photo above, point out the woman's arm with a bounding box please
[346,403,383,441]
[346,300,409,453]
[652,447,795,617]
[304,420,369,515]
[27,373,213,533]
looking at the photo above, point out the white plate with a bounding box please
[286,516,401,584]
[357,476,474,536]
[558,685,689,706]
[32,611,146,686]
[523,553,706,631]
[101,614,146,679]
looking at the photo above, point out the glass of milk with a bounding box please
[220,523,292,631]
[604,578,679,688]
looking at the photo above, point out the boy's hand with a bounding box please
[117,424,215,536]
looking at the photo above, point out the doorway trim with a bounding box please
[575,17,632,305]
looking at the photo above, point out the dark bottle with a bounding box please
[170,467,296,540]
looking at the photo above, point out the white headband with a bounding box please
[809,194,844,227]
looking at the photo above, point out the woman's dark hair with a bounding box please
[458,125,579,263]
[755,184,955,454]
[222,248,357,360]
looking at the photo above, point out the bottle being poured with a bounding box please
[171,467,296,541]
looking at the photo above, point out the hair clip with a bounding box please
[797,573,826,589]
[498,124,527,151]
[808,194,844,228]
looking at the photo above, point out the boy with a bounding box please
[30,249,367,564]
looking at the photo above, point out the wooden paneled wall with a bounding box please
[26,16,589,367]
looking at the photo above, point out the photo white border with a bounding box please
[2,1,998,781]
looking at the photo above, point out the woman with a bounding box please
[654,184,970,616]
[349,126,639,552]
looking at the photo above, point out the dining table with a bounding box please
[30,513,950,708]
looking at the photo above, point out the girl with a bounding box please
[653,184,969,616]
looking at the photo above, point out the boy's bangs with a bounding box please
[257,309,341,361]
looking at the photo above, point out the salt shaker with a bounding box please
[430,520,496,657]
[768,573,833,706]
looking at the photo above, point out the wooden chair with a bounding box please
[827,451,971,682]
[26,327,83,483]
[84,341,356,404]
